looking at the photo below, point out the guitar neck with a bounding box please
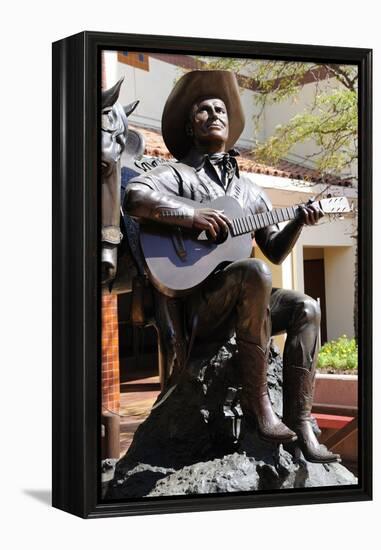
[230,205,300,237]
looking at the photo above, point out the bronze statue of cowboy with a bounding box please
[124,70,340,463]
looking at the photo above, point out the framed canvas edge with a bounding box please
[52,31,373,519]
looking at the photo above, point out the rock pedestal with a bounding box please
[105,340,357,499]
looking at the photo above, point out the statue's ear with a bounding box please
[124,100,139,118]
[102,77,124,108]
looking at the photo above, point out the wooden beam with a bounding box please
[313,402,358,417]
[323,417,358,450]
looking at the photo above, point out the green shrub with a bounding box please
[317,335,358,372]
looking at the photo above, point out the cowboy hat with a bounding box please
[161,70,245,160]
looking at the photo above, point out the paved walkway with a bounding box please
[119,375,160,457]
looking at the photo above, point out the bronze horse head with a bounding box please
[101,78,139,284]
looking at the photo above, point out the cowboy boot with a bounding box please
[310,415,322,438]
[283,365,340,463]
[239,339,297,443]
[309,370,322,438]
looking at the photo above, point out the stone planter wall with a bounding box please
[313,373,358,469]
[314,373,358,409]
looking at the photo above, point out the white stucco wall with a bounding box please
[249,172,357,344]
[114,56,179,130]
[324,246,356,340]
[103,50,118,88]
[293,218,356,342]
[295,214,356,277]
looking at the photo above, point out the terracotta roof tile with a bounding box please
[130,125,352,187]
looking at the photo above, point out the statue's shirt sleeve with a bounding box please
[123,164,195,228]
[126,164,183,197]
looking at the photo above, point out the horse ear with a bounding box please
[102,77,124,108]
[124,100,139,118]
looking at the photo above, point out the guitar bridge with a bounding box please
[197,230,208,241]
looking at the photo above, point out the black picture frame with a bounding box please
[52,31,372,518]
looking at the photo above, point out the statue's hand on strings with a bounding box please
[193,208,232,240]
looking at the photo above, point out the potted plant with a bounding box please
[314,335,358,411]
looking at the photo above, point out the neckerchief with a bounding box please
[207,149,240,188]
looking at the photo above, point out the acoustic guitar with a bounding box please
[139,195,351,297]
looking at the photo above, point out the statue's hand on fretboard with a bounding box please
[297,201,324,226]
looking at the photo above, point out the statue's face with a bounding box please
[189,97,229,151]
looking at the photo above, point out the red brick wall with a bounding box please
[102,293,120,413]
